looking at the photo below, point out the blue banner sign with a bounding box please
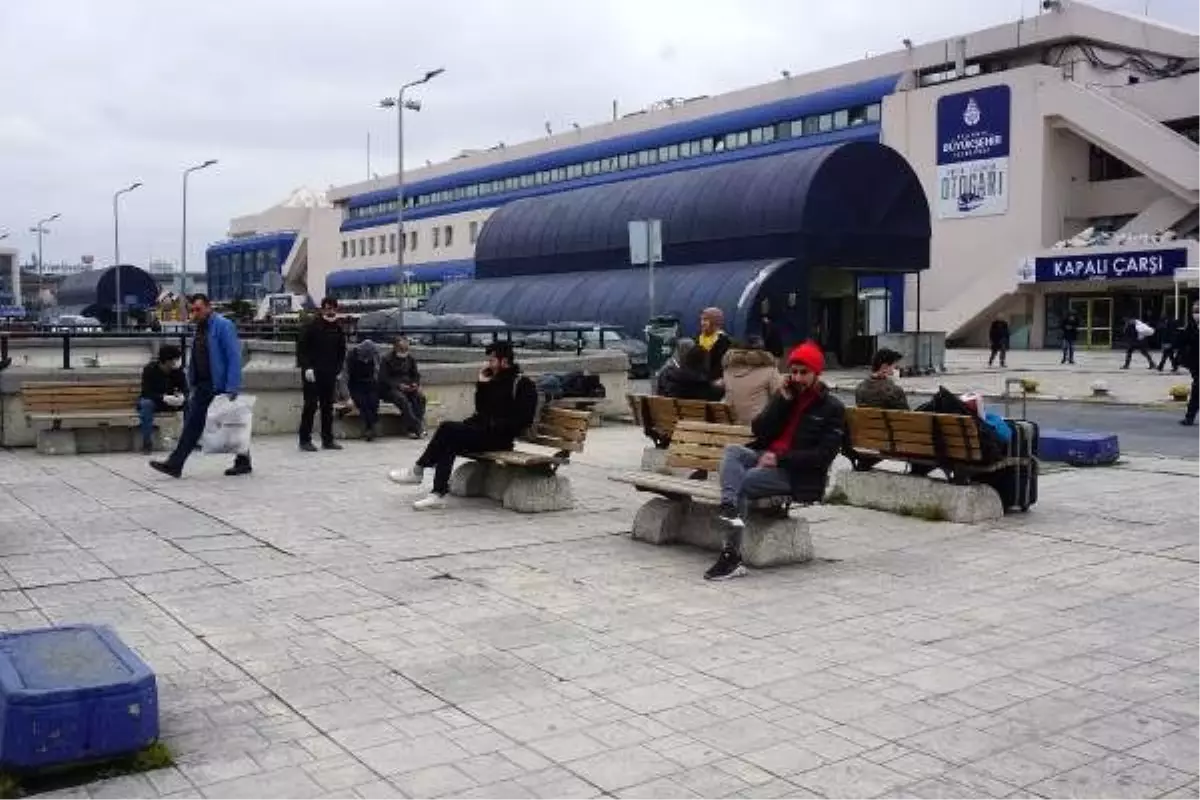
[936,84,1011,219]
[1029,248,1188,283]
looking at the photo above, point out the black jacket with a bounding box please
[1179,320,1199,374]
[379,351,420,394]
[1061,317,1080,343]
[988,320,1010,347]
[297,317,347,377]
[749,384,845,503]
[655,362,722,401]
[467,366,538,442]
[139,361,187,403]
[701,333,732,381]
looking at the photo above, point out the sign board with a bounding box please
[936,84,1011,219]
[628,219,663,265]
[1018,247,1188,284]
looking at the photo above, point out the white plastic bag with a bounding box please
[201,395,256,455]
[1134,320,1154,339]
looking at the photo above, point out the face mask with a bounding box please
[170,360,181,370]
[1193,312,1199,322]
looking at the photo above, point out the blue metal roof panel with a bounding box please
[474,140,930,277]
[206,232,298,254]
[345,74,898,208]
[325,259,475,289]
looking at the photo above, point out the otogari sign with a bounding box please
[1018,248,1189,283]
[936,84,1011,219]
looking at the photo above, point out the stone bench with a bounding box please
[448,406,593,513]
[21,380,180,455]
[611,420,813,568]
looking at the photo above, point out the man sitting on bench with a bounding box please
[137,344,188,454]
[388,341,538,511]
[706,341,845,581]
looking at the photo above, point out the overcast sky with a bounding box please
[1,0,1195,273]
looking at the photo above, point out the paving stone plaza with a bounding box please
[0,426,1196,799]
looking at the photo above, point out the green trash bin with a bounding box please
[644,315,680,373]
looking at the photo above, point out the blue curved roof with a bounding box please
[207,231,297,255]
[475,141,930,278]
[344,75,899,211]
[325,259,474,290]
[427,260,792,341]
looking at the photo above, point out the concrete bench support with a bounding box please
[832,470,1003,523]
[34,418,180,456]
[639,446,671,474]
[631,496,813,568]
[449,461,575,513]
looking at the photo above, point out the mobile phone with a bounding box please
[481,367,494,378]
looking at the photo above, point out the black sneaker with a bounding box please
[149,461,181,479]
[140,440,154,456]
[225,459,252,477]
[717,503,745,529]
[704,548,747,581]
[322,441,343,451]
[299,441,319,452]
[1181,418,1196,427]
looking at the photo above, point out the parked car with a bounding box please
[354,308,438,344]
[420,314,509,347]
[525,322,649,377]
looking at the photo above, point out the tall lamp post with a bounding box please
[113,181,143,330]
[379,67,444,308]
[180,159,217,319]
[29,213,61,307]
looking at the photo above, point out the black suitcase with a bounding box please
[983,419,1039,512]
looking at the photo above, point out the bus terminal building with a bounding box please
[211,0,1198,355]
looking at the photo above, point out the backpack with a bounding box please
[561,371,605,398]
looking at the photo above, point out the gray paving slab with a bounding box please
[0,427,1193,799]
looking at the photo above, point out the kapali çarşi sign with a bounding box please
[1020,247,1188,283]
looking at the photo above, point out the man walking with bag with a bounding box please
[297,297,347,451]
[149,294,251,478]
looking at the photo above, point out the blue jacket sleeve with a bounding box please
[220,318,243,394]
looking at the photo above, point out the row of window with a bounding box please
[345,101,882,221]
[341,220,479,260]
[328,281,444,301]
[206,247,283,302]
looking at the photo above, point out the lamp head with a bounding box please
[423,67,445,82]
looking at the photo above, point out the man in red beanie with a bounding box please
[706,340,845,580]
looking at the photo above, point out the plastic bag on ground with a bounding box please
[201,395,256,455]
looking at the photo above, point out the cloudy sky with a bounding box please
[1,0,1195,273]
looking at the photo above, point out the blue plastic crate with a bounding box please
[1039,429,1120,466]
[0,624,158,770]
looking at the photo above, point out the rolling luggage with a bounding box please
[983,418,1039,512]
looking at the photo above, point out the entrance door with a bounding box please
[1069,297,1113,348]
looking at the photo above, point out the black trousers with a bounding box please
[1157,347,1180,371]
[988,345,1007,366]
[1187,369,1199,423]
[299,373,337,445]
[416,421,512,495]
[1123,343,1154,368]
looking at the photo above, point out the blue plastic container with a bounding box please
[0,624,158,769]
[1039,429,1120,466]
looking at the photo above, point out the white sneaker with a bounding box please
[388,467,424,485]
[413,493,447,511]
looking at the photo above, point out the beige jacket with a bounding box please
[721,348,783,424]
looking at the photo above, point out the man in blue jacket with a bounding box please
[150,294,251,478]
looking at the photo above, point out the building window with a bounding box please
[342,241,348,259]
[389,233,396,253]
[444,225,453,247]
[834,109,850,129]
[818,113,833,132]
[379,234,386,254]
[469,221,479,243]
[349,239,356,258]
[433,227,440,248]
[368,237,376,256]
[804,116,821,136]
[410,230,417,251]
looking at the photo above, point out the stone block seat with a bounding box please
[611,420,813,568]
[840,407,1036,522]
[448,405,594,513]
[21,380,180,455]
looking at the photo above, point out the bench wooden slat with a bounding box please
[468,403,593,468]
[523,434,583,452]
[845,408,1026,480]
[22,381,143,417]
[472,450,560,468]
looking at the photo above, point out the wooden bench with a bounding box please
[21,380,180,455]
[448,406,594,513]
[843,407,1026,484]
[610,421,813,567]
[627,393,734,449]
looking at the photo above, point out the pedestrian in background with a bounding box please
[297,297,347,451]
[1179,302,1199,427]
[1157,316,1182,373]
[988,317,1010,368]
[1060,311,1080,365]
[1121,316,1155,370]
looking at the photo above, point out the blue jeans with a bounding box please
[163,384,250,472]
[717,445,793,551]
[136,398,177,447]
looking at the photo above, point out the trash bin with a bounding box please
[644,315,679,373]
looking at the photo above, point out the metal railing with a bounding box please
[0,324,627,369]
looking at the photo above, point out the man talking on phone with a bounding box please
[388,341,538,510]
[705,340,845,581]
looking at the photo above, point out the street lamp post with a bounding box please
[180,159,217,319]
[29,213,61,308]
[379,67,444,308]
[113,181,143,330]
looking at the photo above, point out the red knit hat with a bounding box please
[787,340,825,374]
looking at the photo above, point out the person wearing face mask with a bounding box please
[1180,302,1199,427]
[137,344,188,454]
[378,335,426,438]
[297,297,348,452]
[706,341,845,581]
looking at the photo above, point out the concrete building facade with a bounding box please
[214,0,1198,350]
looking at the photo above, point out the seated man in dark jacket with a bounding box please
[378,335,426,437]
[137,344,188,454]
[388,341,538,510]
[706,341,845,581]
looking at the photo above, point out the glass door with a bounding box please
[1070,297,1113,348]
